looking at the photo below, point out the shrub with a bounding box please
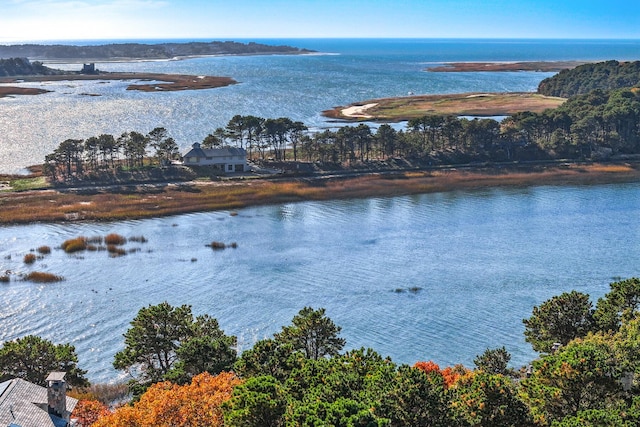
[107,245,126,257]
[87,236,103,244]
[62,237,87,253]
[37,245,51,254]
[68,382,130,405]
[0,275,9,283]
[210,241,226,250]
[23,253,37,264]
[128,235,148,243]
[24,271,64,283]
[105,233,126,245]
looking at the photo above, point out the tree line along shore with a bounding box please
[4,278,640,426]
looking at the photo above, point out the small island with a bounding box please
[0,58,236,97]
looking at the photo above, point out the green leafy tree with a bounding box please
[224,375,287,427]
[377,364,451,427]
[234,338,300,382]
[450,370,532,427]
[519,338,623,425]
[0,335,89,387]
[473,346,513,375]
[113,302,236,390]
[593,278,640,332]
[169,314,237,383]
[274,306,345,360]
[284,348,395,425]
[523,291,594,353]
[551,408,635,427]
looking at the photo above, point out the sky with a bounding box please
[1,0,639,42]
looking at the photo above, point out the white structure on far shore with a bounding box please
[182,143,247,172]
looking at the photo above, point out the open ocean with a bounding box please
[1,39,640,382]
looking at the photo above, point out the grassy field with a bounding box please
[324,92,566,121]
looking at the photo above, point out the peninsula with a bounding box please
[324,92,566,121]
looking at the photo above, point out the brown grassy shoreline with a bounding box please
[1,162,639,224]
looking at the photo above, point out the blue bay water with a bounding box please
[1,39,640,382]
[1,183,639,382]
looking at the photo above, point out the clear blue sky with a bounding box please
[2,0,639,42]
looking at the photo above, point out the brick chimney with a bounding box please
[46,372,68,420]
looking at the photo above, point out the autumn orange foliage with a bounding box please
[413,360,441,375]
[414,360,469,388]
[72,400,110,427]
[92,372,242,427]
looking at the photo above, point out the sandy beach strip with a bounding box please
[341,103,378,119]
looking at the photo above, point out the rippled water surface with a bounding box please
[2,183,639,381]
[2,39,640,382]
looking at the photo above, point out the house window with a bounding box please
[227,164,233,171]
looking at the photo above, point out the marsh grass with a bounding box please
[23,253,36,264]
[107,245,126,257]
[104,233,126,245]
[1,162,640,223]
[0,275,9,283]
[24,271,64,283]
[62,237,87,253]
[128,235,148,243]
[37,245,51,254]
[68,383,130,405]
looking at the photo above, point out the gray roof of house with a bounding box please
[0,378,78,427]
[183,145,246,159]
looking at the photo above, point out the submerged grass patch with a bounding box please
[61,237,88,253]
[24,271,64,283]
[105,233,127,245]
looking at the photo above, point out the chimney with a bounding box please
[46,372,68,420]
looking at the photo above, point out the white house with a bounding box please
[182,143,247,172]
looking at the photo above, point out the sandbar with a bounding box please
[341,103,378,119]
[427,61,591,72]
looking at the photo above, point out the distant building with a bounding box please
[182,143,247,172]
[80,63,96,74]
[0,372,78,427]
